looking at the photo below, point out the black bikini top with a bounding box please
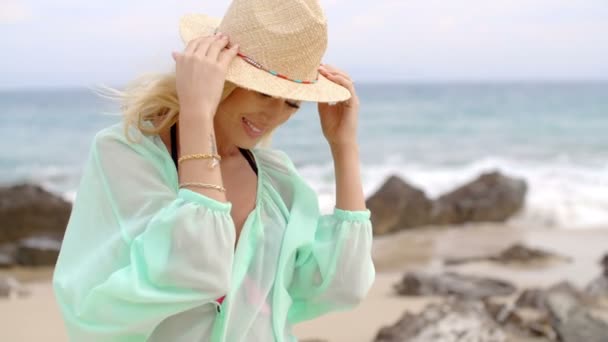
[170,124,258,175]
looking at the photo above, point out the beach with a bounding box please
[1,1,607,339]
[2,222,605,342]
[2,83,607,340]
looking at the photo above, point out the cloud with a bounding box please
[1,0,607,88]
[0,0,32,24]
[321,0,608,80]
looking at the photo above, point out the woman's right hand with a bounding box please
[172,33,239,120]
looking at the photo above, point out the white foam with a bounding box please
[298,155,608,230]
[46,154,608,230]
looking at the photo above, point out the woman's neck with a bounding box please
[213,121,242,159]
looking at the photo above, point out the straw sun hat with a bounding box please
[178,0,352,103]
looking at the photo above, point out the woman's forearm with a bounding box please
[178,112,228,203]
[330,143,367,211]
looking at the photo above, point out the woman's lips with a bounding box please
[242,117,265,138]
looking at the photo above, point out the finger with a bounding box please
[218,43,240,67]
[192,35,221,56]
[320,64,345,75]
[185,38,198,55]
[320,68,357,91]
[322,72,356,100]
[320,65,353,83]
[320,68,352,86]
[206,34,230,60]
[320,63,352,79]
[185,34,213,55]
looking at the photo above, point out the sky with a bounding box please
[1,0,607,89]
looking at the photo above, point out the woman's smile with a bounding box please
[242,116,266,138]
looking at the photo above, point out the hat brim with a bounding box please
[179,14,352,103]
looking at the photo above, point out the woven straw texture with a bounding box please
[179,0,351,102]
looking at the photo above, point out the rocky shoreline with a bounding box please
[0,170,527,269]
[294,225,608,342]
[1,172,607,341]
[0,184,69,269]
[366,170,527,235]
[377,259,608,342]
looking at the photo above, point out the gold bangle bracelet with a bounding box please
[178,153,222,164]
[179,182,226,193]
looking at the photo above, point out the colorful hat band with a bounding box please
[215,28,319,84]
[236,51,319,84]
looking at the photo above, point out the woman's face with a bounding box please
[215,87,301,148]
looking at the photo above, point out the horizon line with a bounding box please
[2,79,608,92]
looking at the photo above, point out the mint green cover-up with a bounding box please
[52,120,375,341]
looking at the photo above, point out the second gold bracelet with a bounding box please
[178,153,222,164]
[179,182,226,193]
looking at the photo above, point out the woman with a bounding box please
[52,0,375,341]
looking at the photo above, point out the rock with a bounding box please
[507,281,608,342]
[546,289,608,342]
[489,244,571,264]
[16,236,62,266]
[516,288,552,312]
[394,271,517,299]
[365,171,528,233]
[0,183,69,267]
[484,297,558,341]
[586,277,608,298]
[365,175,433,235]
[431,171,527,225]
[383,278,607,342]
[516,282,586,312]
[0,183,71,245]
[0,276,30,299]
[374,299,507,342]
[445,243,571,266]
[0,243,18,268]
[586,253,608,298]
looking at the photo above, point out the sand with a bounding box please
[295,223,608,341]
[1,223,606,342]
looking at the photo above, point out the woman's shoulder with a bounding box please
[92,120,166,159]
[94,119,149,143]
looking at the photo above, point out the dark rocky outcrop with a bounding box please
[445,243,572,266]
[375,299,507,342]
[0,275,30,298]
[585,253,608,298]
[430,170,527,225]
[366,171,527,235]
[0,184,68,267]
[381,265,608,342]
[365,175,433,235]
[394,271,517,299]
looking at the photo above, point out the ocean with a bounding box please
[1,82,607,229]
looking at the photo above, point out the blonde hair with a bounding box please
[94,71,277,148]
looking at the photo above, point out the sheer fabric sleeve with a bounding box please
[275,150,375,324]
[287,207,375,323]
[52,128,236,341]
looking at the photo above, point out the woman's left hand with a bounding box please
[317,64,360,147]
